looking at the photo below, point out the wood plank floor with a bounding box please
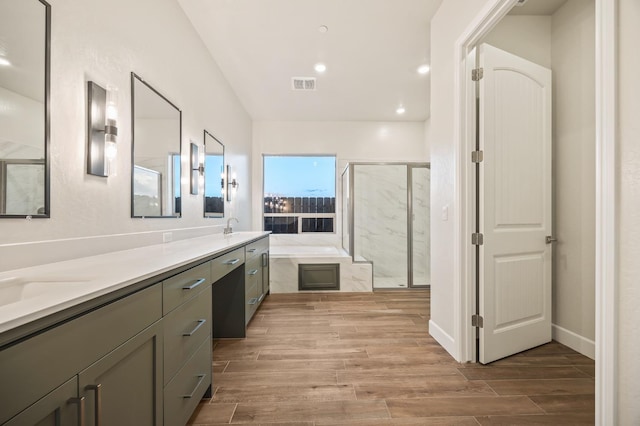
[188,291,595,425]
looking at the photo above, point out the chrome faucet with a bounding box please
[224,217,239,235]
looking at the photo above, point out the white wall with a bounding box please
[251,120,428,240]
[550,0,595,355]
[617,0,640,422]
[0,0,253,272]
[429,0,494,359]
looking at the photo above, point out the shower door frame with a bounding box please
[342,162,431,289]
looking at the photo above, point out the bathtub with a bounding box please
[269,245,347,258]
[268,245,372,293]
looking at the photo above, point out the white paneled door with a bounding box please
[478,44,553,364]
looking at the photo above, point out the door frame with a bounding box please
[452,0,617,424]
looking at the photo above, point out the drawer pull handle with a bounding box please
[248,297,258,305]
[248,269,259,276]
[247,248,257,253]
[183,319,207,337]
[182,278,206,290]
[258,294,264,303]
[86,384,102,426]
[224,258,240,265]
[182,374,206,398]
[262,252,268,267]
[68,397,86,426]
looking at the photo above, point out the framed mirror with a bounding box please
[204,130,224,218]
[0,0,50,218]
[131,73,181,218]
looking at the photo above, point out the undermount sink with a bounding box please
[0,277,88,307]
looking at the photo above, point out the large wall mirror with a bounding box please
[0,0,50,218]
[131,73,181,218]
[204,130,224,218]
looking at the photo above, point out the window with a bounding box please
[263,155,336,234]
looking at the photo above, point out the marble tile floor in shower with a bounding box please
[188,290,595,425]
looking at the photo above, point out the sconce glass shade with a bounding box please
[87,81,118,177]
[190,142,203,195]
[226,164,239,201]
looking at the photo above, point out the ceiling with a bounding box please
[178,0,442,122]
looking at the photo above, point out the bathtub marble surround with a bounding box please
[268,234,373,293]
[270,255,372,293]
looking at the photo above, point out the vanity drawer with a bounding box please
[0,284,162,425]
[245,256,261,324]
[211,247,245,283]
[245,237,268,260]
[164,286,212,384]
[163,261,211,315]
[164,337,212,426]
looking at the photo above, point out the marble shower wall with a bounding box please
[412,167,431,286]
[350,164,431,288]
[353,165,408,287]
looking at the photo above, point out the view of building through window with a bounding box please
[263,155,336,234]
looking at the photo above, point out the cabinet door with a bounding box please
[79,320,163,426]
[4,377,80,426]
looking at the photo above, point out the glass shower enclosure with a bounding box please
[342,163,430,289]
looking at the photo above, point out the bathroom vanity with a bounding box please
[0,232,269,426]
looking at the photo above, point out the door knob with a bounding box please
[545,236,558,244]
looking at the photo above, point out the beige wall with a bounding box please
[431,0,596,359]
[0,0,253,272]
[486,2,599,357]
[430,0,637,419]
[618,0,640,422]
[550,0,595,354]
[482,15,552,67]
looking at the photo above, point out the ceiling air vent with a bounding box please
[291,77,316,91]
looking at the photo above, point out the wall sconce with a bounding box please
[87,81,118,177]
[190,142,204,195]
[226,164,239,201]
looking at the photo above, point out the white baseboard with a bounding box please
[552,323,595,360]
[429,319,459,361]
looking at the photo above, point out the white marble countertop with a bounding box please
[0,232,269,338]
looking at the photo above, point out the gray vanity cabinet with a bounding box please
[162,261,213,426]
[0,284,162,426]
[0,235,269,426]
[3,377,80,426]
[78,320,163,426]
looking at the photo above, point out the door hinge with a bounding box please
[471,150,484,163]
[472,67,484,81]
[472,314,484,328]
[471,233,484,246]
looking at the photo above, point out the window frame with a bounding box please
[262,154,337,234]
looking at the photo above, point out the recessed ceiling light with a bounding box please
[319,25,328,33]
[417,64,430,75]
[396,106,406,115]
[0,57,11,67]
[314,63,327,73]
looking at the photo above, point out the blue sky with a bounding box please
[264,156,336,198]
